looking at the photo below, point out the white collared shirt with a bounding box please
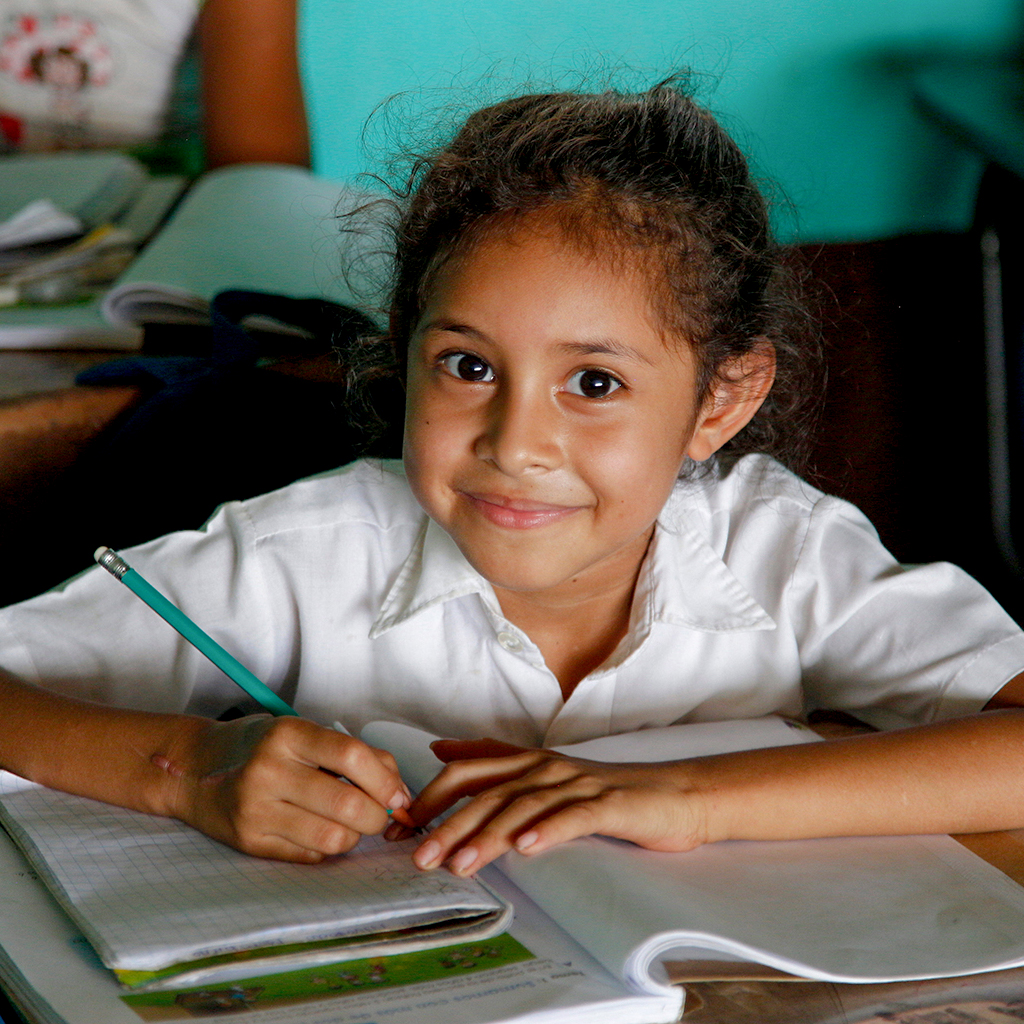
[2,457,1022,745]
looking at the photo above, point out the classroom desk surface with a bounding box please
[0,352,141,526]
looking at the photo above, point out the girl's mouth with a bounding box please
[460,492,581,529]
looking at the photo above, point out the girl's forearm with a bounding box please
[690,709,1024,844]
[0,669,207,818]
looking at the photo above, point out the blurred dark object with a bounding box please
[901,54,1024,618]
[799,234,1014,618]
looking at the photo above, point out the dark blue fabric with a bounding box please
[76,290,376,454]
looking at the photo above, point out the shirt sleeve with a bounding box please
[0,497,281,719]
[791,495,1024,730]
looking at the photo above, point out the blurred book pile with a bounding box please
[0,151,185,311]
[0,160,372,350]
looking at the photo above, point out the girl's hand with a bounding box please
[157,715,411,863]
[408,738,708,876]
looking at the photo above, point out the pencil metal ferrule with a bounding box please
[94,546,130,581]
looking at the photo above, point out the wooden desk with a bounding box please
[0,338,359,606]
[0,351,141,539]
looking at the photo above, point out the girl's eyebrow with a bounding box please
[417,317,477,337]
[556,339,656,366]
[418,319,655,366]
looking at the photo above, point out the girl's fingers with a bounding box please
[429,737,530,763]
[410,750,551,824]
[186,717,411,855]
[235,751,397,835]
[413,761,593,870]
[412,761,708,874]
[222,796,366,862]
[199,762,386,855]
[281,721,411,816]
[414,791,572,873]
[500,790,700,859]
[263,798,366,858]
[297,767,398,835]
[432,799,608,875]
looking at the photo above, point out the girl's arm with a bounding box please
[0,669,409,862]
[408,673,1024,876]
[198,0,310,168]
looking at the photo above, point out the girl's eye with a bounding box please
[440,353,495,382]
[566,369,623,399]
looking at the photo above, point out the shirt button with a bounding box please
[496,631,523,652]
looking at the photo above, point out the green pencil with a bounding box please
[93,546,297,717]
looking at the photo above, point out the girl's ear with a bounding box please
[686,341,776,463]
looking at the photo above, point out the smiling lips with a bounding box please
[461,491,582,529]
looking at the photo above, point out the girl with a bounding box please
[2,82,1024,875]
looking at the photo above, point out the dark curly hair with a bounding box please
[345,78,822,471]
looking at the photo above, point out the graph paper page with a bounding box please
[0,771,509,973]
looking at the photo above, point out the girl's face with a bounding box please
[403,216,759,608]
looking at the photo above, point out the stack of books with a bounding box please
[0,156,383,350]
[0,152,186,328]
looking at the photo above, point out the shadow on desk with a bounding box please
[0,360,364,606]
[0,987,28,1024]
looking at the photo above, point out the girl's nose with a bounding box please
[474,386,562,475]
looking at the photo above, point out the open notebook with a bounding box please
[369,719,1024,989]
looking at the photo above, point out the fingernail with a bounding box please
[449,846,478,875]
[389,788,409,810]
[384,822,403,841]
[515,830,539,852]
[414,840,441,869]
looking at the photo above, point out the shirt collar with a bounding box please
[370,491,775,639]
[370,516,493,638]
[640,513,776,633]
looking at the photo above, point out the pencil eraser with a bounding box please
[94,546,111,563]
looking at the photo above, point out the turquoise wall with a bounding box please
[299,1,1021,242]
